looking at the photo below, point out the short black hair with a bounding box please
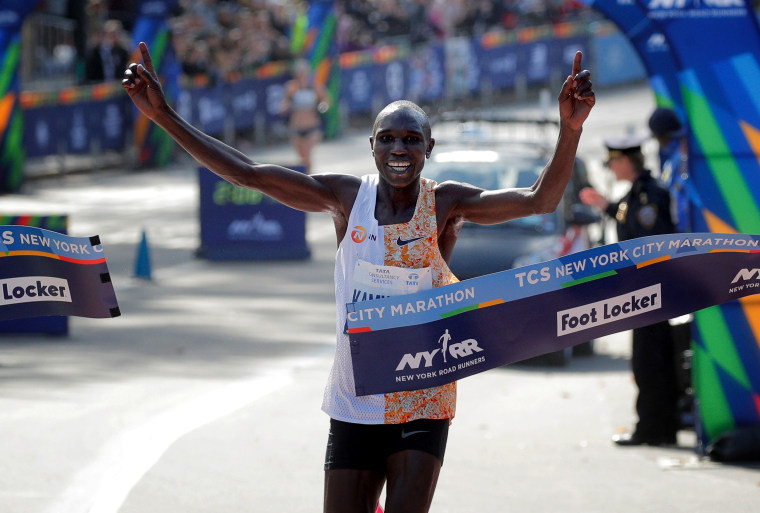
[372,100,431,140]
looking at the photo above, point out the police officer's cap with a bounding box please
[604,134,646,161]
[648,107,686,138]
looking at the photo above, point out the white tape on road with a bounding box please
[44,371,294,513]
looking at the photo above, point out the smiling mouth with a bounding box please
[387,161,412,173]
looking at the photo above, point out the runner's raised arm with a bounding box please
[436,51,595,227]
[122,42,353,217]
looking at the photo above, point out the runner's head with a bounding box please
[372,101,431,141]
[370,101,435,189]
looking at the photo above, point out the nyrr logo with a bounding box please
[646,33,669,52]
[351,226,377,244]
[729,268,760,293]
[395,329,483,371]
[731,268,760,284]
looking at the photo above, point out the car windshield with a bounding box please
[424,154,559,233]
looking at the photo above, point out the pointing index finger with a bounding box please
[572,51,582,80]
[139,42,155,74]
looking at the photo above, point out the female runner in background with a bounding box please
[281,59,330,172]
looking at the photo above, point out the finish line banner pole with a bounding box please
[0,225,120,320]
[346,233,760,396]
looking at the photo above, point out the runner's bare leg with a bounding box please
[384,450,441,513]
[324,469,385,513]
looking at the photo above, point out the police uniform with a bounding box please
[649,108,691,233]
[657,139,690,233]
[603,141,675,241]
[603,136,681,446]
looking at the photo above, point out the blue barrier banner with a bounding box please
[340,43,442,114]
[188,85,228,137]
[375,59,410,105]
[23,97,132,158]
[66,106,91,155]
[93,97,132,151]
[228,79,259,131]
[549,35,589,81]
[181,80,266,136]
[82,97,131,152]
[341,65,375,114]
[0,226,120,320]
[23,105,65,158]
[525,40,551,83]
[259,77,289,126]
[197,167,311,260]
[408,43,446,104]
[346,233,760,396]
[590,31,647,87]
[476,40,525,90]
[475,35,589,91]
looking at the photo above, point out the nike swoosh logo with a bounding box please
[397,236,423,246]
[401,429,430,439]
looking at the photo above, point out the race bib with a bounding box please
[350,260,432,304]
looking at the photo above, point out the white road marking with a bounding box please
[43,359,319,513]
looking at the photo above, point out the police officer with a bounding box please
[649,108,695,429]
[649,107,690,233]
[580,135,680,446]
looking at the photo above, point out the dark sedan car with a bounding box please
[425,114,600,365]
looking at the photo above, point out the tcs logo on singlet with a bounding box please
[351,226,377,244]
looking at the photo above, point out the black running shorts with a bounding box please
[324,418,450,472]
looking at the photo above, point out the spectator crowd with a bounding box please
[169,0,295,84]
[23,0,760,88]
[166,0,597,84]
[30,0,597,87]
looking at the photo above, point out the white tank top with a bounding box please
[291,88,318,111]
[322,174,459,424]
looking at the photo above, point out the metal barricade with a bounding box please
[20,13,77,91]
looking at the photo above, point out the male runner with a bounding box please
[123,42,594,513]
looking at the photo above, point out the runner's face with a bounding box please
[370,108,433,189]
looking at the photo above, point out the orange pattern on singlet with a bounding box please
[382,178,458,424]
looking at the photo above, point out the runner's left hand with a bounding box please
[558,51,595,131]
[122,42,167,121]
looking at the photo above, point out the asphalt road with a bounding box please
[2,84,759,513]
